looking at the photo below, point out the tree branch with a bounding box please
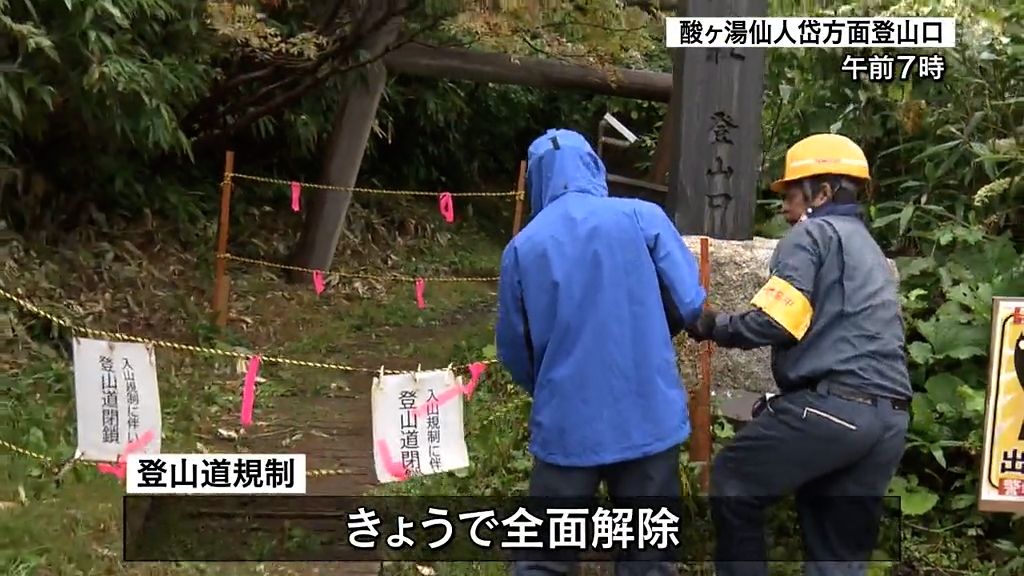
[181,64,279,132]
[622,0,677,12]
[316,0,349,34]
[185,0,429,144]
[189,11,440,148]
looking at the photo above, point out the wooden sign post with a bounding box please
[666,0,767,240]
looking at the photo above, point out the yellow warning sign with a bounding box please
[979,297,1024,513]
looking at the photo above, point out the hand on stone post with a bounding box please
[685,308,719,342]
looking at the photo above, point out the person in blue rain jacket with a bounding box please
[496,128,706,576]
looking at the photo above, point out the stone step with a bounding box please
[712,387,761,425]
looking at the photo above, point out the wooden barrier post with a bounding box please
[511,160,526,237]
[211,150,235,328]
[692,236,713,491]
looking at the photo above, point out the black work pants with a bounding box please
[511,444,682,576]
[710,383,909,576]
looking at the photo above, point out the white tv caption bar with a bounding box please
[125,454,306,494]
[666,17,956,49]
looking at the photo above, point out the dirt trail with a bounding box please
[240,381,381,575]
[194,376,378,575]
[199,309,496,576]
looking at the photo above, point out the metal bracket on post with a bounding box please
[599,112,669,204]
[597,112,639,160]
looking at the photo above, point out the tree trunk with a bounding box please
[384,43,672,102]
[664,35,686,221]
[646,87,678,185]
[288,13,403,277]
[646,0,685,186]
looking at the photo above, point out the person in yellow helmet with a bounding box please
[686,133,912,576]
[779,188,810,226]
[778,175,811,226]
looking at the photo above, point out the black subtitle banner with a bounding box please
[123,495,902,562]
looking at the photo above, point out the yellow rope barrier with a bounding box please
[218,253,500,282]
[0,438,55,463]
[0,284,495,374]
[228,172,521,199]
[0,281,498,478]
[1,161,516,480]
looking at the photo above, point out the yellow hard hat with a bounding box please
[770,133,870,193]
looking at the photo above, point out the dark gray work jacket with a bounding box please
[711,212,913,401]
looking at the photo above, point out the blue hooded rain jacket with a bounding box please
[496,128,707,467]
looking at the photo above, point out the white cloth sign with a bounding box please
[73,337,162,462]
[371,368,469,483]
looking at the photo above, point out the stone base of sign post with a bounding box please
[678,236,899,424]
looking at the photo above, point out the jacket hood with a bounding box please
[526,129,608,218]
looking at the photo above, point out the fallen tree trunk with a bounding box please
[288,6,404,276]
[383,42,673,102]
[289,41,671,274]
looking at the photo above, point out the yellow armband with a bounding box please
[750,276,813,340]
